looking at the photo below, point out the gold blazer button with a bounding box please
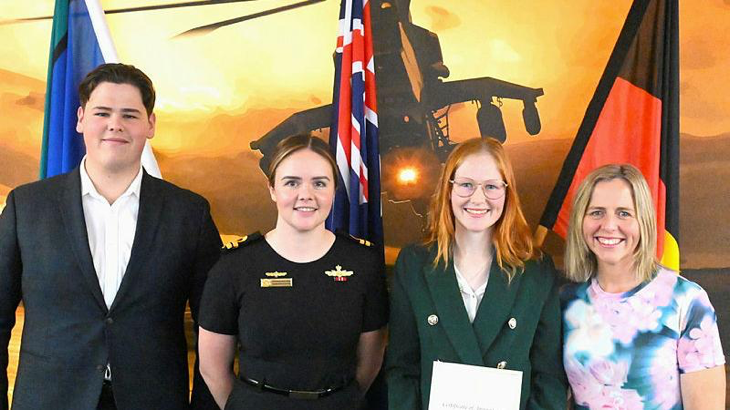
[496,361,507,369]
[508,317,517,329]
[427,314,439,326]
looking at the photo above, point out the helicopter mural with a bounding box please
[3,0,730,273]
[248,0,545,204]
[5,0,544,206]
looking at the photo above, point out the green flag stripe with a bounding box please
[40,0,69,178]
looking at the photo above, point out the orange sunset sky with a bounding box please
[1,0,729,159]
[1,1,729,268]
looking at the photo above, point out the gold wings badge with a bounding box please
[261,271,292,287]
[325,265,353,282]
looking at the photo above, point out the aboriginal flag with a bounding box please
[538,0,680,270]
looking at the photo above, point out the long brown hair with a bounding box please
[425,138,535,279]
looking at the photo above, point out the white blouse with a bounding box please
[454,265,489,323]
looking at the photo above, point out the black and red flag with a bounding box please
[538,0,680,270]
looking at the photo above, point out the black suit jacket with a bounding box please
[0,168,221,410]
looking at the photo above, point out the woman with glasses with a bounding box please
[386,138,567,410]
[561,164,725,409]
[197,134,388,410]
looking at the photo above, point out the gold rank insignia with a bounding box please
[265,271,287,278]
[348,233,372,247]
[261,271,292,287]
[222,235,247,250]
[325,265,354,282]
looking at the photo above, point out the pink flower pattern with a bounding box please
[678,315,725,371]
[562,268,725,409]
[649,340,680,410]
[564,357,643,409]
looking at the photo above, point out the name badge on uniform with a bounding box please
[325,265,353,282]
[261,271,292,288]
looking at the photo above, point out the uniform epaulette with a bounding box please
[221,232,263,251]
[336,230,374,247]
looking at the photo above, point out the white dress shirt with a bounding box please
[80,157,143,309]
[454,265,489,323]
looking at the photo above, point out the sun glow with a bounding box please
[397,167,419,185]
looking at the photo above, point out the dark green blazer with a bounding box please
[386,244,567,410]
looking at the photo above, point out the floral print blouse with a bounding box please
[561,268,725,409]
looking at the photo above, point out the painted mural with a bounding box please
[1,0,728,269]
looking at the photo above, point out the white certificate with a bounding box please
[428,361,523,410]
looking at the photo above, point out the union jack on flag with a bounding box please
[326,0,383,247]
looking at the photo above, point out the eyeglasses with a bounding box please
[449,178,508,199]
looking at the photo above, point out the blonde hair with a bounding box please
[564,164,659,282]
[425,138,535,279]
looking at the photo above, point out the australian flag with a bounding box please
[326,0,383,248]
[326,3,385,406]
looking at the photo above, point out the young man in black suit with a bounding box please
[0,63,221,410]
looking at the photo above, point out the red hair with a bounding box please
[425,138,536,278]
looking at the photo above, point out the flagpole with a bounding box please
[85,0,119,62]
[533,225,548,248]
[85,0,163,179]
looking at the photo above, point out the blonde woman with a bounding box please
[562,164,726,409]
[387,138,567,410]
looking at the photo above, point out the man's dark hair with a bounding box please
[78,63,156,116]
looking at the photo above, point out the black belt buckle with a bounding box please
[242,377,343,400]
[288,389,324,400]
[247,377,264,391]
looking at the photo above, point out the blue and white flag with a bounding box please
[40,0,160,179]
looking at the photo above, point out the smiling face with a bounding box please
[450,151,506,235]
[76,82,155,176]
[582,178,641,275]
[269,148,336,234]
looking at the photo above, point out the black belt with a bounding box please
[242,377,347,400]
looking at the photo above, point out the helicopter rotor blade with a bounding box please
[174,0,325,38]
[0,0,259,26]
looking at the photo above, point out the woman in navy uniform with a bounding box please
[198,134,388,409]
[386,138,567,409]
